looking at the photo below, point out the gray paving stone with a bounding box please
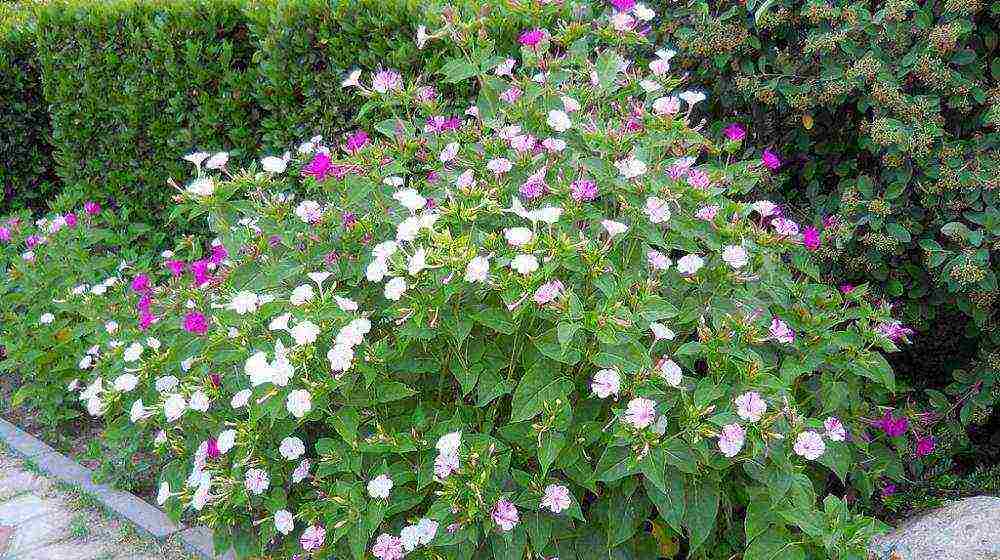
[178,526,235,560]
[89,483,179,539]
[0,493,61,526]
[5,508,74,555]
[0,469,47,501]
[0,420,50,459]
[11,539,109,560]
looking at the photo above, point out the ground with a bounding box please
[0,447,195,560]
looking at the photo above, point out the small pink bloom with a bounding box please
[131,274,151,294]
[64,213,78,228]
[734,391,767,422]
[769,318,795,344]
[492,498,519,531]
[500,87,523,104]
[210,244,227,264]
[533,280,564,305]
[371,534,404,560]
[518,28,545,48]
[881,483,897,498]
[183,312,208,335]
[191,259,211,286]
[875,411,909,438]
[570,178,598,201]
[302,151,334,181]
[771,217,800,236]
[695,205,719,221]
[609,0,635,11]
[300,525,326,551]
[686,168,710,189]
[824,417,847,441]
[166,259,186,277]
[84,201,101,216]
[839,283,854,294]
[717,423,746,457]
[762,149,781,171]
[915,436,935,457]
[803,226,821,251]
[206,438,220,460]
[344,130,369,153]
[623,397,656,429]
[877,321,914,343]
[0,226,10,242]
[723,123,746,142]
[540,484,572,514]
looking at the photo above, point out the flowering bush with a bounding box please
[15,5,923,559]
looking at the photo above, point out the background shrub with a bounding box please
[651,0,1000,419]
[34,0,263,218]
[0,2,58,214]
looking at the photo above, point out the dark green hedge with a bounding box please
[0,3,58,214]
[35,0,262,215]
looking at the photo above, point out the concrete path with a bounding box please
[0,448,195,560]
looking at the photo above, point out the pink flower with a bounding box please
[500,87,523,104]
[131,274,151,294]
[915,436,935,457]
[646,250,670,270]
[762,149,781,171]
[793,431,826,460]
[609,0,635,11]
[803,226,821,251]
[695,205,719,221]
[64,213,78,228]
[533,280,564,305]
[519,174,546,199]
[686,168,710,189]
[839,283,854,294]
[300,525,326,551]
[492,498,519,531]
[591,369,620,399]
[371,69,402,93]
[0,226,10,242]
[518,28,545,48]
[570,178,598,201]
[434,450,460,478]
[183,312,208,335]
[302,151,334,180]
[723,123,746,142]
[191,259,211,286]
[824,417,847,441]
[772,217,800,236]
[344,130,369,153]
[206,438,220,460]
[84,201,101,216]
[769,318,795,344]
[734,391,767,422]
[717,423,746,457]
[540,484,572,514]
[881,483,897,498]
[877,321,914,343]
[623,398,656,429]
[166,259,186,277]
[875,411,909,438]
[210,244,228,264]
[139,310,156,331]
[371,534,404,560]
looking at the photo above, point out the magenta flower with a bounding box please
[131,274,151,294]
[344,130,369,153]
[0,226,10,242]
[803,226,821,251]
[915,436,935,457]
[839,283,854,294]
[881,483,897,498]
[877,321,914,342]
[166,259,186,277]
[609,0,636,10]
[84,200,101,216]
[64,213,78,228]
[302,151,334,181]
[570,178,598,201]
[137,294,152,314]
[723,122,746,142]
[875,410,909,438]
[206,438,221,460]
[191,259,211,286]
[762,149,781,171]
[518,28,545,48]
[183,311,208,336]
[686,168,710,189]
[138,310,155,331]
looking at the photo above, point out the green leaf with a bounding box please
[375,382,418,403]
[644,476,685,531]
[438,58,478,83]
[538,431,566,477]
[510,364,573,423]
[744,527,806,560]
[470,308,516,334]
[685,478,719,553]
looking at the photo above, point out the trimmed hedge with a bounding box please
[0,3,58,214]
[35,0,262,215]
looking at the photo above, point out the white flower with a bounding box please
[155,375,178,392]
[217,429,236,453]
[415,518,437,545]
[408,247,427,276]
[401,525,421,552]
[561,96,581,112]
[164,394,186,422]
[334,296,359,312]
[270,343,295,386]
[261,155,288,174]
[327,344,355,373]
[591,369,621,399]
[416,24,429,49]
[245,352,273,386]
[650,323,675,340]
[367,474,394,499]
[722,245,749,269]
[503,227,534,247]
[465,256,490,283]
[676,254,705,275]
[679,90,706,107]
[634,3,655,21]
[78,355,93,370]
[146,337,161,350]
[639,79,661,93]
[438,142,459,163]
[793,431,826,460]
[287,389,312,418]
[129,399,146,422]
[269,313,291,331]
[114,374,139,392]
[40,312,55,325]
[189,390,210,412]
[154,430,167,445]
[205,152,228,169]
[366,258,389,283]
[295,200,323,223]
[86,395,104,416]
[156,481,171,506]
[290,284,314,305]
[396,216,422,242]
[751,200,778,217]
[384,277,407,301]
[228,291,260,315]
[275,510,294,535]
[644,196,671,224]
[290,321,321,346]
[186,177,215,197]
[824,417,847,442]
[658,359,683,387]
[122,342,143,363]
[510,254,539,275]
[231,390,251,410]
[373,241,401,261]
[184,151,210,167]
[308,271,331,289]
[615,157,647,179]
[601,220,629,237]
[436,431,462,455]
[280,437,306,461]
[546,109,572,132]
[105,321,119,334]
[341,68,362,88]
[394,188,427,211]
[244,468,270,495]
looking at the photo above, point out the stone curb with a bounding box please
[0,417,233,560]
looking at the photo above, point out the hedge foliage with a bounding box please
[652,0,1000,417]
[34,0,263,215]
[0,3,58,213]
